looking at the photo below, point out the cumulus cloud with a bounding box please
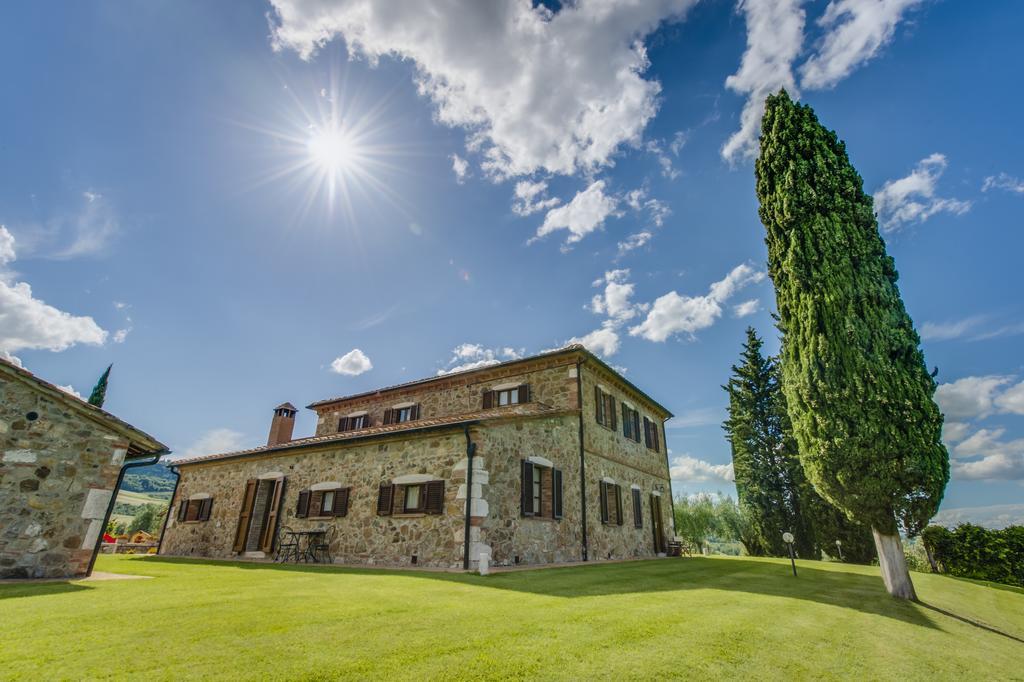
[511,180,560,217]
[942,421,970,445]
[982,173,1024,195]
[670,454,735,483]
[951,428,1024,481]
[0,226,108,358]
[588,269,643,322]
[330,348,373,376]
[630,263,765,342]
[450,153,470,184]
[269,0,697,179]
[566,324,621,358]
[732,299,760,318]
[995,381,1024,416]
[534,180,618,245]
[177,428,249,459]
[616,231,653,257]
[873,153,971,231]
[56,384,83,400]
[722,0,806,162]
[935,375,1014,420]
[800,0,924,90]
[438,343,522,375]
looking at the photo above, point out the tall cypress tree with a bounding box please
[755,91,949,599]
[88,364,112,408]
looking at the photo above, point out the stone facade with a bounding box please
[161,347,674,570]
[0,361,165,579]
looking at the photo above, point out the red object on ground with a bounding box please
[102,533,116,543]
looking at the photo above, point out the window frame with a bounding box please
[403,484,425,513]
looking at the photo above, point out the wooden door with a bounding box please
[259,477,285,554]
[233,479,258,553]
[650,493,665,554]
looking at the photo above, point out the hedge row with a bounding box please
[921,524,1024,587]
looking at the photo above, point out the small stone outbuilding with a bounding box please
[0,359,167,579]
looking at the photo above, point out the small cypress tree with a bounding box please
[755,91,949,598]
[88,364,112,408]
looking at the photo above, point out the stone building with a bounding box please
[161,346,674,569]
[0,359,167,579]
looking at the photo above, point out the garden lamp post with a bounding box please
[835,539,844,561]
[783,532,797,577]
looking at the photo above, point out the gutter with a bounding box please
[87,448,170,577]
[462,425,477,570]
[156,463,182,556]
[576,359,588,562]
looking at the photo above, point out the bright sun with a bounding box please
[306,127,357,172]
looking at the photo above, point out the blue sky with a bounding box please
[2,1,1022,527]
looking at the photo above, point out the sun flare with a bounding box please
[306,126,357,173]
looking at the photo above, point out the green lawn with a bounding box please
[2,555,1022,680]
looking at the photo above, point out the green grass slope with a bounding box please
[1,556,1021,680]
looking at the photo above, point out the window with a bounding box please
[643,416,661,452]
[177,497,213,523]
[594,386,617,430]
[521,460,563,519]
[599,481,623,525]
[483,384,531,409]
[632,488,643,528]
[404,484,423,513]
[383,404,420,425]
[377,480,445,515]
[338,414,370,432]
[622,404,641,442]
[295,487,350,518]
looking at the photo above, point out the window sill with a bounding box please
[522,515,560,522]
[392,512,426,518]
[307,515,338,520]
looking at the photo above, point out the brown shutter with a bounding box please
[177,499,189,522]
[653,422,660,452]
[608,396,617,430]
[621,404,629,438]
[199,498,213,521]
[260,477,285,553]
[521,459,534,516]
[643,417,651,447]
[594,386,603,424]
[310,491,324,516]
[377,484,394,515]
[552,468,563,519]
[632,488,643,528]
[296,490,310,518]
[483,390,493,409]
[411,404,421,420]
[383,408,394,425]
[616,485,624,526]
[633,411,641,442]
[338,417,349,432]
[518,384,530,403]
[232,478,258,552]
[335,488,350,517]
[425,480,445,514]
[363,414,373,428]
[599,481,609,524]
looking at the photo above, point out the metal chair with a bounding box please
[310,525,335,564]
[275,526,300,563]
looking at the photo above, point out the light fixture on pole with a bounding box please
[783,532,797,577]
[835,539,843,561]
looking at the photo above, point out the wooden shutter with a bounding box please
[411,404,421,420]
[518,384,530,403]
[607,395,617,430]
[260,477,285,553]
[199,498,213,521]
[363,414,373,428]
[425,480,445,514]
[295,490,310,518]
[615,485,624,526]
[643,417,652,447]
[632,488,643,528]
[310,491,324,516]
[552,468,563,519]
[521,459,534,516]
[338,417,349,432]
[633,411,641,442]
[383,408,395,425]
[177,499,189,522]
[622,404,630,438]
[483,390,494,409]
[232,478,258,552]
[599,481,609,524]
[653,422,660,452]
[335,488,350,517]
[594,386,604,424]
[377,484,394,515]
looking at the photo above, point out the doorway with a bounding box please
[232,476,285,555]
[650,493,665,554]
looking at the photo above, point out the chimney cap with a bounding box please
[275,402,298,412]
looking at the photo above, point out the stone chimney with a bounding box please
[267,402,297,446]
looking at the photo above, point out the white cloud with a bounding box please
[330,348,373,376]
[566,324,621,358]
[624,187,670,228]
[670,454,735,483]
[534,180,618,245]
[800,0,924,90]
[0,228,108,356]
[450,153,470,184]
[645,138,680,180]
[873,153,971,231]
[982,172,1024,195]
[666,406,725,429]
[630,263,766,342]
[56,384,82,400]
[52,191,120,259]
[951,428,1024,481]
[616,231,653,257]
[438,343,522,375]
[177,428,249,459]
[588,269,642,323]
[269,0,697,179]
[995,380,1024,416]
[931,504,1024,530]
[920,315,987,342]
[511,180,560,217]
[721,0,806,162]
[935,375,1013,420]
[732,299,760,318]
[942,421,970,445]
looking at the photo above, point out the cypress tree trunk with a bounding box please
[873,527,916,600]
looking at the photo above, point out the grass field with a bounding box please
[1,555,1021,680]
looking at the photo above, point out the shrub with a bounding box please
[921,523,1023,587]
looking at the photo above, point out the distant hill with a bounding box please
[122,462,177,494]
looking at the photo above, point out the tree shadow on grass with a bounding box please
[141,555,938,630]
[0,581,92,601]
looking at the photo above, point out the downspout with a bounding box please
[576,360,588,562]
[156,463,182,556]
[87,448,170,577]
[462,425,476,570]
[661,418,676,538]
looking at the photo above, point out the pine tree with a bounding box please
[87,364,112,408]
[755,91,949,598]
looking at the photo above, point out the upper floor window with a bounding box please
[338,413,370,432]
[594,386,617,430]
[621,404,641,442]
[377,479,445,515]
[643,416,661,452]
[383,404,420,425]
[483,384,531,409]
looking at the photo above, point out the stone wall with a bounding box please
[0,374,130,579]
[313,359,579,436]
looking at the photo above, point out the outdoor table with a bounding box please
[283,529,327,563]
